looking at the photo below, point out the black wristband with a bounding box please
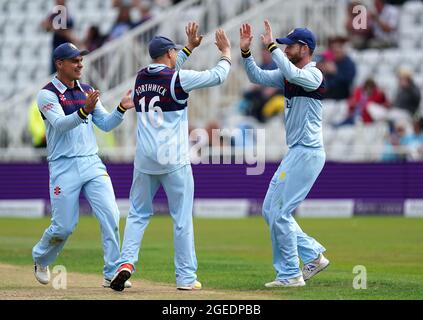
[78,107,89,120]
[241,48,251,58]
[182,46,192,56]
[267,42,277,53]
[117,103,126,114]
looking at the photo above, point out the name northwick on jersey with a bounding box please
[135,84,167,96]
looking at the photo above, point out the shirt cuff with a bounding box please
[219,56,232,65]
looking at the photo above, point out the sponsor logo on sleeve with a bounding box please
[42,103,54,112]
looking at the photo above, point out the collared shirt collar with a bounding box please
[147,63,169,73]
[304,61,316,69]
[51,76,84,93]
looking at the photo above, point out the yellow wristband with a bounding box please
[80,108,88,118]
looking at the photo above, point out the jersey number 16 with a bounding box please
[138,96,164,128]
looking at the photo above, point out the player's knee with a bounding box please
[53,225,75,239]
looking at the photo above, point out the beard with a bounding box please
[288,54,302,64]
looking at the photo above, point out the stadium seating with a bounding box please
[0,0,117,100]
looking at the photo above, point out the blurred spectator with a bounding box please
[381,120,410,161]
[133,0,158,44]
[317,36,356,100]
[155,0,173,9]
[107,5,135,41]
[385,0,409,4]
[369,0,400,48]
[398,117,423,161]
[84,26,106,52]
[391,68,421,118]
[338,78,389,125]
[345,1,373,50]
[259,45,277,71]
[133,0,154,27]
[382,117,423,161]
[409,117,423,160]
[238,46,283,123]
[113,0,136,6]
[42,0,79,73]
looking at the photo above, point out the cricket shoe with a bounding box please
[110,263,133,292]
[103,278,132,289]
[34,262,50,285]
[177,280,202,291]
[302,253,330,281]
[265,275,306,288]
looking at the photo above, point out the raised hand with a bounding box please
[240,23,253,51]
[120,89,135,110]
[85,89,100,113]
[185,22,203,51]
[215,28,231,57]
[260,20,274,46]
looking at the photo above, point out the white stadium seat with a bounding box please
[0,0,117,100]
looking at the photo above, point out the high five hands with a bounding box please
[240,20,275,50]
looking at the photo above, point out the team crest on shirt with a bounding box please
[54,186,61,196]
[59,94,66,102]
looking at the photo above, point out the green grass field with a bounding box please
[0,216,422,299]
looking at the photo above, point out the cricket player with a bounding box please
[240,21,329,287]
[32,43,134,288]
[110,23,232,291]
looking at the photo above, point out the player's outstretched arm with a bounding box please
[240,23,284,89]
[178,29,232,92]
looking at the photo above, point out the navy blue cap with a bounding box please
[53,43,89,61]
[148,36,184,59]
[276,28,316,51]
